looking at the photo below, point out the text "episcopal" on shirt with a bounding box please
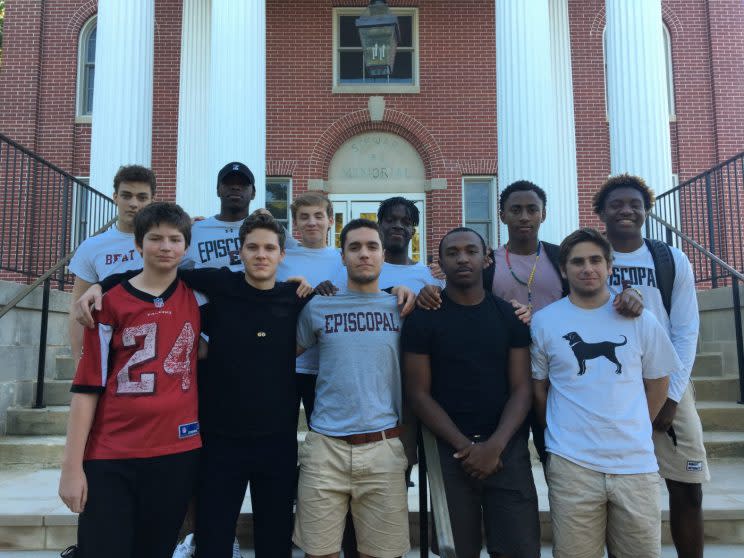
[324,312,400,334]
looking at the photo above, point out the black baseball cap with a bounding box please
[217,162,255,187]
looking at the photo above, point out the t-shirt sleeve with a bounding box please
[71,305,114,394]
[639,311,682,380]
[496,298,531,348]
[296,301,318,349]
[400,307,432,355]
[68,240,99,283]
[530,317,549,380]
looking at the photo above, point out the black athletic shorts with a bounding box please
[76,449,200,558]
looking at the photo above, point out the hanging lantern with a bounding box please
[355,0,401,77]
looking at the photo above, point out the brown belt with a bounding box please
[327,426,402,445]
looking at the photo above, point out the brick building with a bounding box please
[0,0,742,261]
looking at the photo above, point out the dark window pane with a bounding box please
[340,16,361,47]
[84,66,95,114]
[465,182,491,221]
[467,222,490,247]
[339,51,364,81]
[398,16,413,48]
[87,26,97,62]
[266,180,288,221]
[390,51,412,80]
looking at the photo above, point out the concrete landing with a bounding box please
[1,460,743,550]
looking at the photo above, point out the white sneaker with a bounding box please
[172,533,196,558]
[232,537,243,558]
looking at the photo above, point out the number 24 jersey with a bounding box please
[72,279,202,460]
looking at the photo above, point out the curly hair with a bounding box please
[592,174,656,214]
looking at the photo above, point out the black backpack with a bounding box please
[644,238,676,316]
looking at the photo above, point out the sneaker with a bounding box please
[232,537,243,558]
[172,533,196,558]
[60,547,77,558]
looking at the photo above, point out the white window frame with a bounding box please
[75,15,97,123]
[266,176,292,232]
[462,176,498,248]
[603,22,676,121]
[332,7,420,94]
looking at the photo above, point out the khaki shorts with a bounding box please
[546,454,661,558]
[653,383,710,484]
[293,431,410,558]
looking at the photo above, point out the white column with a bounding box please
[549,0,579,235]
[496,1,561,245]
[176,0,211,216]
[606,0,672,193]
[208,0,266,211]
[90,1,154,195]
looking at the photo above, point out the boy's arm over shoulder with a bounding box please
[638,309,682,380]
[667,247,699,401]
[177,266,234,294]
[71,304,114,395]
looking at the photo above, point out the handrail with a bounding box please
[646,213,744,282]
[658,150,744,198]
[647,212,744,404]
[0,216,118,320]
[0,132,87,185]
[421,426,457,557]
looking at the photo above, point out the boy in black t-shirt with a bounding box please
[402,227,540,558]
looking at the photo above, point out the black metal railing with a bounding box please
[646,151,744,287]
[0,131,117,290]
[0,132,116,408]
[647,210,744,404]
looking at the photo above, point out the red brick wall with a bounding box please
[1,0,742,265]
[707,0,744,162]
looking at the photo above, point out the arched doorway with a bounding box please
[326,132,427,262]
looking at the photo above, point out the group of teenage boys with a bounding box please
[59,161,707,558]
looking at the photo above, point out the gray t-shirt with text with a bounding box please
[296,291,403,436]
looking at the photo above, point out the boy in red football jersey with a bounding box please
[58,202,203,558]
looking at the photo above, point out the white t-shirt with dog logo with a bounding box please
[531,296,681,474]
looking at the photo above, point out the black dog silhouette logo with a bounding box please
[562,332,627,376]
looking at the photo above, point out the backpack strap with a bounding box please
[644,238,675,316]
[542,242,570,297]
[482,247,496,291]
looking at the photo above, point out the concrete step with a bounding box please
[6,407,69,436]
[694,377,742,402]
[1,461,743,550]
[4,404,306,438]
[693,352,725,377]
[0,435,66,468]
[15,381,73,407]
[54,356,75,381]
[697,402,744,432]
[705,432,744,458]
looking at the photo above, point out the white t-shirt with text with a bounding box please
[182,217,244,271]
[531,297,681,474]
[68,227,142,283]
[609,243,698,402]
